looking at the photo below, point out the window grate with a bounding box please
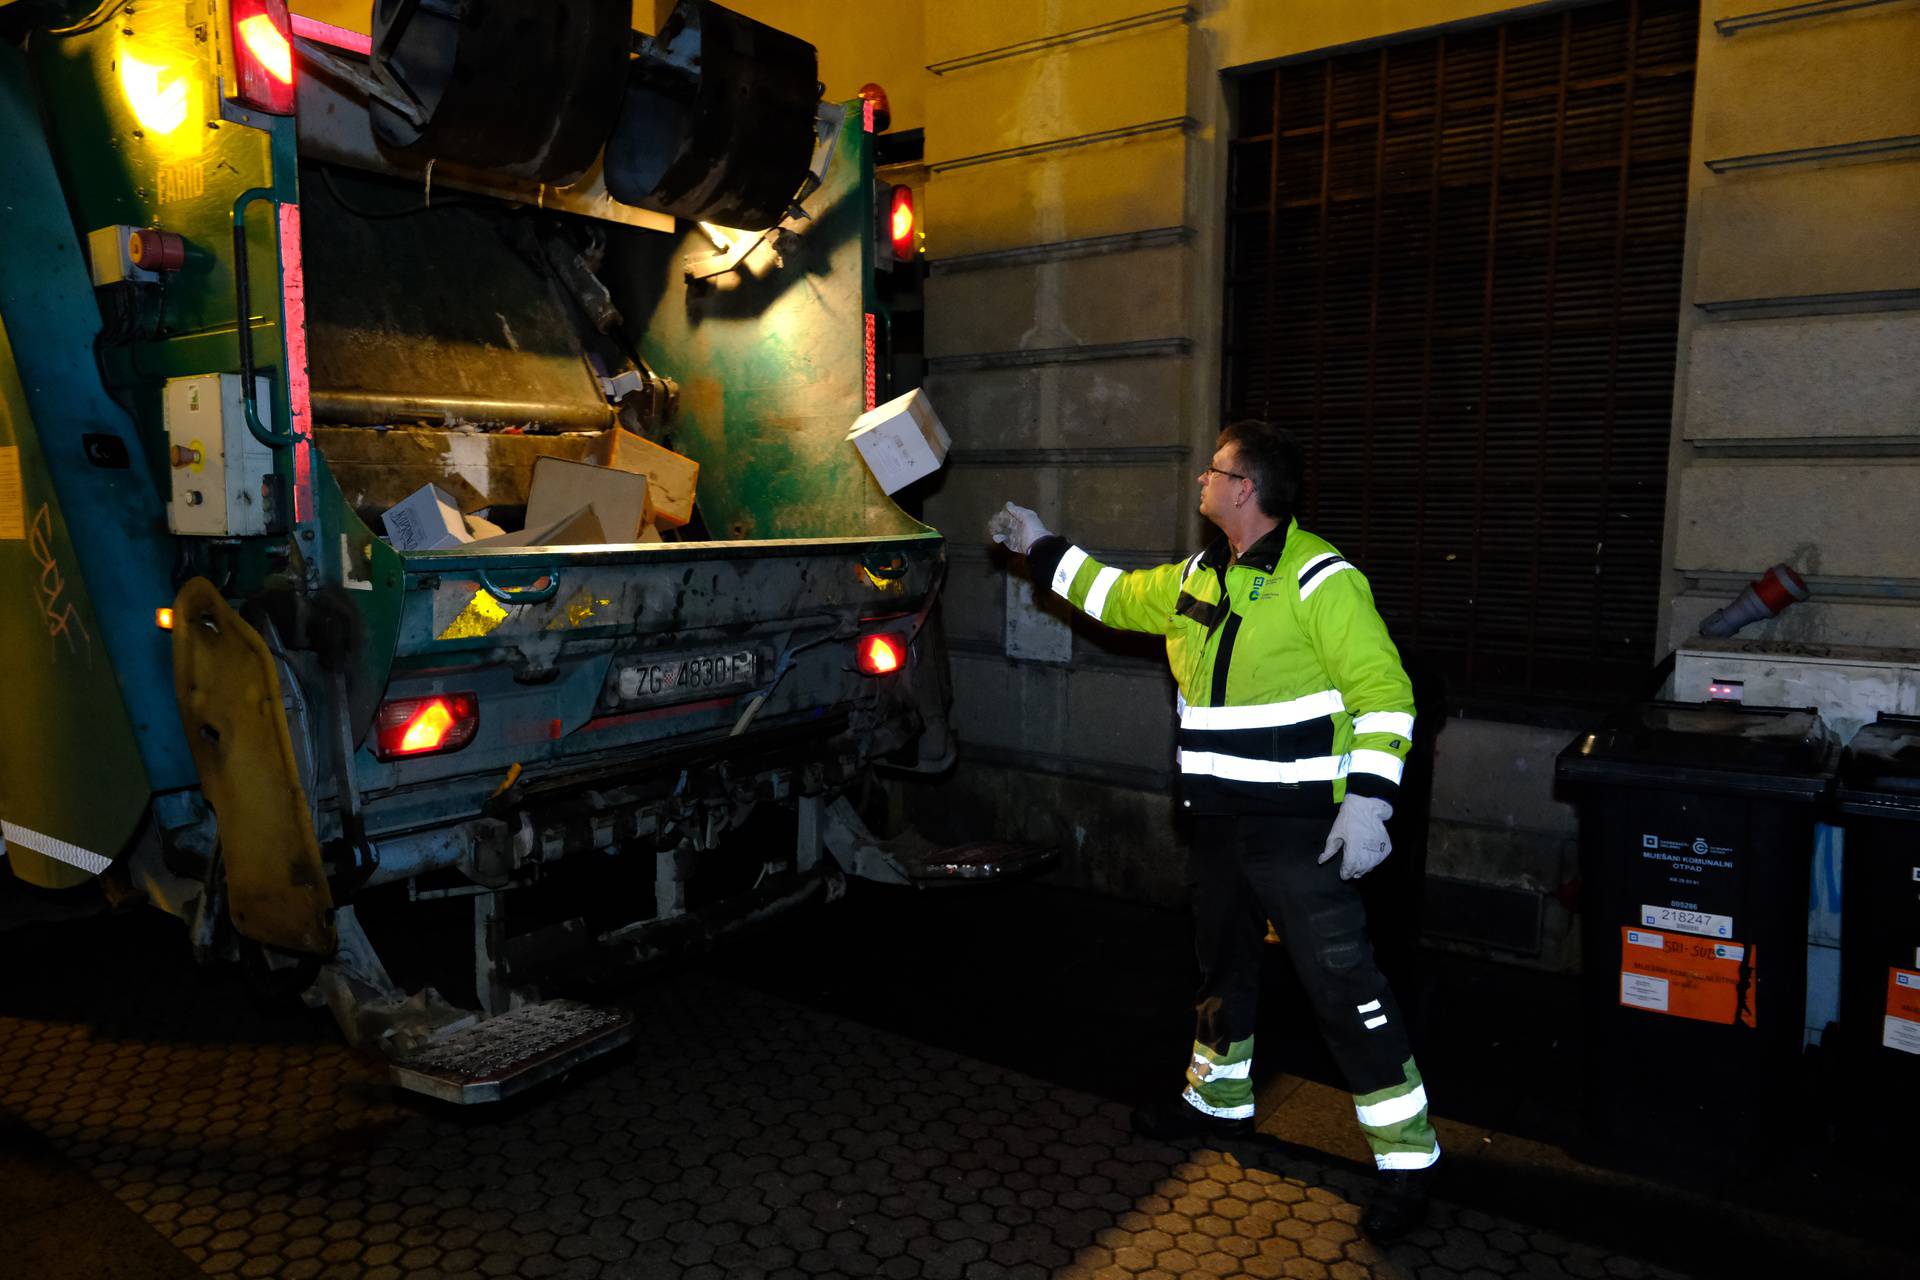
[1224,0,1698,698]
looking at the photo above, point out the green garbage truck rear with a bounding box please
[0,0,1017,1102]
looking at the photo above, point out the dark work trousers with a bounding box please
[1189,813,1417,1099]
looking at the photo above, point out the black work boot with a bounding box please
[1361,1165,1436,1242]
[1130,1094,1254,1146]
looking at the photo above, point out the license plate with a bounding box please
[1640,904,1733,940]
[614,650,758,707]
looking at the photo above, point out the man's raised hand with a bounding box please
[987,501,1052,556]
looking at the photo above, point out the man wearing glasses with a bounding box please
[988,419,1437,1240]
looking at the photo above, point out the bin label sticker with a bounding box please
[1640,904,1734,940]
[1626,930,1664,950]
[1885,969,1920,1056]
[1619,927,1757,1026]
[1621,973,1669,1012]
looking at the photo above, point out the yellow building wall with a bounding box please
[1662,0,1920,651]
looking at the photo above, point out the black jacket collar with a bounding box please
[1198,521,1290,575]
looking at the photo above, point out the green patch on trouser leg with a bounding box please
[1183,1037,1255,1119]
[1353,1057,1440,1169]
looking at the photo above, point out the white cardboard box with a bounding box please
[846,388,951,494]
[382,483,471,551]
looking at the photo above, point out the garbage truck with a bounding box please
[0,0,1040,1102]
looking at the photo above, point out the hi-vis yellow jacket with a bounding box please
[1029,521,1414,815]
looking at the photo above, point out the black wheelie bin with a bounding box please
[1555,702,1839,1139]
[1835,713,1920,1100]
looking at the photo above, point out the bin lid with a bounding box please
[1837,712,1920,818]
[1555,701,1838,801]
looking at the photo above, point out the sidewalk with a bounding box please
[0,908,1686,1279]
[4,874,1910,1279]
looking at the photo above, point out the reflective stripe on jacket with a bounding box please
[1028,520,1413,815]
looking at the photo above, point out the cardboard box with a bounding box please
[600,429,699,529]
[464,510,506,541]
[382,483,472,551]
[847,388,951,494]
[383,463,647,551]
[468,505,604,548]
[526,457,652,542]
[383,485,610,551]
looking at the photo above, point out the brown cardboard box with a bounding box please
[467,505,605,548]
[525,457,652,542]
[600,429,699,529]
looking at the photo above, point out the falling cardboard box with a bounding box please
[846,388,951,495]
[599,429,700,529]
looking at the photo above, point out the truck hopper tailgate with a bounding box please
[348,533,943,825]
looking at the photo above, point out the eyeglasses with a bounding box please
[1200,466,1247,483]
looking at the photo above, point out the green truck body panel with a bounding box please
[0,308,151,888]
[0,43,170,887]
[628,108,916,544]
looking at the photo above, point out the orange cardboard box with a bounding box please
[601,429,698,529]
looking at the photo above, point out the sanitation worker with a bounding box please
[989,419,1439,1240]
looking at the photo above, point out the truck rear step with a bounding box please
[388,1000,634,1104]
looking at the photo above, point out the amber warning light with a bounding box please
[375,694,480,760]
[857,633,906,676]
[231,0,295,115]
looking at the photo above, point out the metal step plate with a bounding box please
[389,1000,634,1105]
[909,841,1058,884]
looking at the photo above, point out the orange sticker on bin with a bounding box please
[1618,927,1757,1027]
[1885,968,1920,1055]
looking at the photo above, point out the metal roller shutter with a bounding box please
[1224,0,1699,698]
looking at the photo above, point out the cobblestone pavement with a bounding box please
[0,967,1683,1280]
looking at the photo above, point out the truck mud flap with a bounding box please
[172,577,335,955]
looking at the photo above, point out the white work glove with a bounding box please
[1319,795,1394,880]
[987,501,1052,556]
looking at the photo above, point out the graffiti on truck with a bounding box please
[28,502,91,662]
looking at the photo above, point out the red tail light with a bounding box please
[231,0,295,115]
[888,185,916,262]
[375,694,479,760]
[857,633,906,676]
